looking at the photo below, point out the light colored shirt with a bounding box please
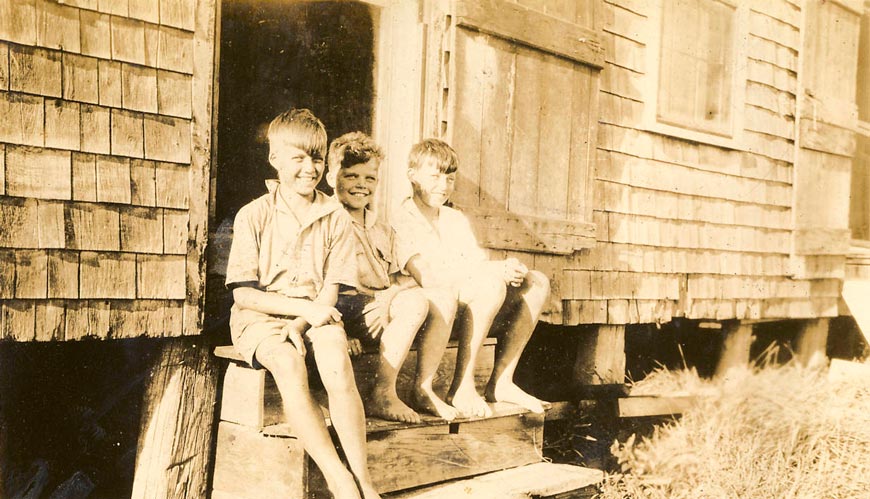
[392,197,487,286]
[225,180,358,299]
[348,208,416,295]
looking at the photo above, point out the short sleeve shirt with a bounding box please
[225,181,358,299]
[349,208,417,295]
[391,197,487,286]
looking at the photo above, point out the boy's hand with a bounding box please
[502,258,528,287]
[347,338,363,357]
[302,304,342,327]
[283,323,307,356]
[363,287,399,340]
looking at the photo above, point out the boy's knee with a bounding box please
[424,287,459,317]
[461,269,506,307]
[256,341,307,380]
[524,270,550,296]
[392,289,429,325]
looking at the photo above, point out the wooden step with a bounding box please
[385,462,604,499]
[215,339,497,430]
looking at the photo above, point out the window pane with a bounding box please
[658,0,735,136]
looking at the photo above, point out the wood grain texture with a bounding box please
[80,104,111,154]
[79,251,136,299]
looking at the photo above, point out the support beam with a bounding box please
[715,321,754,377]
[131,338,219,499]
[794,318,830,367]
[573,325,626,396]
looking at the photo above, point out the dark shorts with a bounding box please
[335,293,379,346]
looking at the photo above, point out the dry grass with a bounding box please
[598,357,870,499]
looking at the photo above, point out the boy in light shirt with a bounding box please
[392,138,551,418]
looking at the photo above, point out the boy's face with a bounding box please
[269,142,325,197]
[333,159,379,213]
[408,158,456,208]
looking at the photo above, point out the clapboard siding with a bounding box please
[0,0,211,341]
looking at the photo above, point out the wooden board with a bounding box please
[365,410,544,493]
[842,279,870,345]
[211,421,306,499]
[386,462,603,499]
[618,394,694,418]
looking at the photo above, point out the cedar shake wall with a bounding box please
[0,0,213,341]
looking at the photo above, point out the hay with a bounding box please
[599,361,870,499]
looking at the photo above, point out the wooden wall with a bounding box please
[0,0,215,341]
[436,0,858,325]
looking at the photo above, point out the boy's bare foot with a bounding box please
[366,387,421,423]
[412,386,459,421]
[486,382,546,413]
[447,385,492,418]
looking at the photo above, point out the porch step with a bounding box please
[385,462,604,499]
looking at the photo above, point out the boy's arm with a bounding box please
[232,286,342,326]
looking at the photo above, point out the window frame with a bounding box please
[643,0,748,149]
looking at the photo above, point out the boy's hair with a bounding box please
[328,131,384,172]
[267,108,327,160]
[408,138,458,174]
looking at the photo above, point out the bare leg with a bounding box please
[448,271,506,418]
[485,270,550,413]
[309,325,380,499]
[411,287,460,421]
[366,288,428,423]
[255,337,360,499]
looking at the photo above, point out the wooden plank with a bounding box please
[455,0,604,68]
[0,197,39,248]
[111,108,145,158]
[34,300,65,341]
[793,228,851,255]
[128,0,159,23]
[478,35,515,210]
[80,10,111,59]
[120,206,164,253]
[96,155,132,204]
[131,339,219,499]
[80,104,111,154]
[98,0,129,17]
[211,422,306,499]
[47,250,79,298]
[157,70,192,118]
[715,321,753,376]
[800,119,856,157]
[449,28,484,208]
[163,209,188,254]
[64,203,121,251]
[45,98,81,150]
[508,47,541,216]
[72,153,98,201]
[5,146,71,200]
[10,45,62,97]
[37,199,65,248]
[618,394,694,418]
[463,207,596,254]
[0,144,4,197]
[144,115,191,164]
[568,65,597,222]
[110,16,146,65]
[79,252,136,299]
[219,363,266,429]
[573,325,625,387]
[0,0,38,45]
[36,0,80,52]
[160,0,195,31]
[62,53,99,104]
[158,25,194,74]
[367,411,544,493]
[536,53,572,220]
[387,462,602,499]
[98,59,122,107]
[121,63,158,113]
[0,249,14,299]
[2,300,36,341]
[14,249,48,299]
[154,162,189,208]
[0,92,44,146]
[136,254,186,299]
[794,318,829,367]
[131,159,157,206]
[185,0,216,336]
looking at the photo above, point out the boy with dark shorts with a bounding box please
[327,132,457,422]
[225,109,379,499]
[392,138,551,418]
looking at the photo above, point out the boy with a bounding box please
[392,138,551,418]
[225,109,379,499]
[326,132,457,422]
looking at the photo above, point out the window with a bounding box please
[645,0,745,147]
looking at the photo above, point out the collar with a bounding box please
[266,179,341,230]
[400,196,440,235]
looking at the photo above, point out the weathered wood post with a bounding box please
[573,325,626,395]
[794,318,830,367]
[131,339,218,499]
[715,321,754,376]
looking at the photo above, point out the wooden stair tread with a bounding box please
[385,462,604,499]
[261,401,552,437]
